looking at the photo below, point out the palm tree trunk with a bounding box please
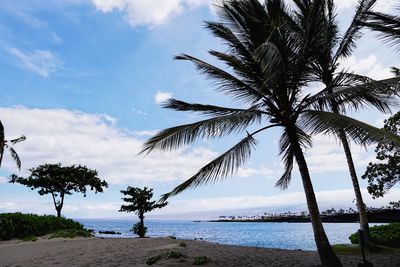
[288,128,342,267]
[338,131,372,245]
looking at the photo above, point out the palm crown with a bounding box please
[0,120,25,171]
[142,0,399,200]
[142,1,400,265]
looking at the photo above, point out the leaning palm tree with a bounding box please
[0,120,26,171]
[291,0,400,246]
[142,0,400,266]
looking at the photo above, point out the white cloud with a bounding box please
[163,188,400,214]
[237,165,274,178]
[91,0,212,27]
[155,91,173,105]
[339,54,392,80]
[50,32,63,44]
[2,188,399,218]
[7,47,61,77]
[304,135,374,174]
[334,0,397,12]
[0,176,7,184]
[131,108,148,117]
[0,106,220,185]
[133,130,159,137]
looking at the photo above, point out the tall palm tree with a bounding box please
[291,0,400,246]
[0,120,26,171]
[142,0,400,266]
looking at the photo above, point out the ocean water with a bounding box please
[77,219,382,250]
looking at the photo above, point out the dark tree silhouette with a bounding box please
[0,120,26,171]
[363,111,400,198]
[141,1,400,266]
[10,163,108,217]
[292,0,400,247]
[119,187,167,238]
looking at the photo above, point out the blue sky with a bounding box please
[0,0,399,219]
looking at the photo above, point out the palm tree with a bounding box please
[291,0,400,247]
[0,120,26,171]
[142,0,400,266]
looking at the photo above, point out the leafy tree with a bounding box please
[363,111,400,198]
[391,67,400,77]
[291,0,400,247]
[10,163,108,217]
[141,1,400,265]
[0,120,26,171]
[119,187,167,238]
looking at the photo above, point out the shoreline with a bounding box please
[1,237,399,267]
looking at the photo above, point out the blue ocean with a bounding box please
[78,219,381,250]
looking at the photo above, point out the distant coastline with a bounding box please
[210,209,400,223]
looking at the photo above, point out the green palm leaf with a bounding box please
[305,76,400,113]
[140,111,262,154]
[301,110,400,145]
[163,99,267,117]
[361,9,400,49]
[159,128,268,202]
[333,0,377,62]
[9,147,21,171]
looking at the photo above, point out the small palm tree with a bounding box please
[0,120,25,171]
[142,1,400,266]
[292,0,400,247]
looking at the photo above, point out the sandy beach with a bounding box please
[0,237,399,267]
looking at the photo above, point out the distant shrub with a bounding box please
[179,241,187,247]
[193,256,210,265]
[165,251,185,259]
[349,223,400,247]
[132,222,147,238]
[146,251,187,265]
[49,229,91,239]
[0,213,88,240]
[146,254,162,265]
[22,235,38,242]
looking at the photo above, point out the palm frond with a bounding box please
[140,111,262,154]
[163,99,267,117]
[9,147,21,171]
[10,135,26,144]
[333,0,377,62]
[304,76,400,113]
[361,10,400,49]
[301,110,400,146]
[159,125,278,202]
[175,54,264,103]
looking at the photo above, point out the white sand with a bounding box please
[0,237,399,266]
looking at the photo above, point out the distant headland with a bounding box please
[211,206,400,223]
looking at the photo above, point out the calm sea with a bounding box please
[77,219,382,250]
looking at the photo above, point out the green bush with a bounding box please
[132,222,147,238]
[0,213,88,240]
[165,251,185,259]
[146,254,162,265]
[49,229,91,239]
[193,256,210,265]
[22,235,38,242]
[349,223,400,247]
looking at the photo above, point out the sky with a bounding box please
[0,0,399,219]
